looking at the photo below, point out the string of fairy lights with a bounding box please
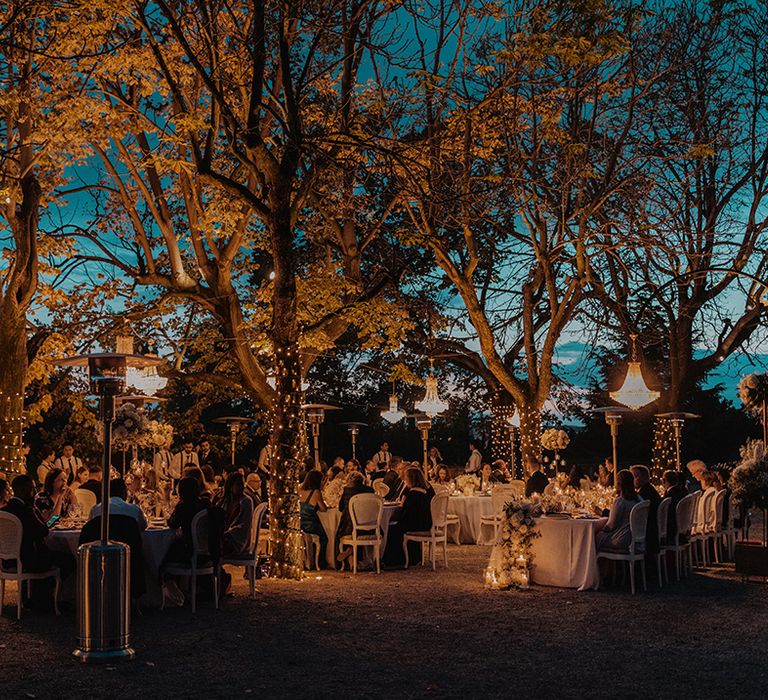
[0,391,26,478]
[652,416,676,482]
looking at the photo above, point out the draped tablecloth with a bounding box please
[529,516,608,591]
[317,503,399,568]
[448,495,495,544]
[47,526,177,606]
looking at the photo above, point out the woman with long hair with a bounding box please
[595,469,641,553]
[299,470,328,564]
[217,472,254,557]
[35,467,72,522]
[383,467,433,567]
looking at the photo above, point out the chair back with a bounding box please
[676,493,697,542]
[657,497,671,541]
[698,489,715,531]
[628,500,650,554]
[248,502,269,558]
[74,488,97,513]
[508,480,526,498]
[726,493,736,530]
[373,480,389,497]
[191,509,212,557]
[491,485,519,514]
[430,492,449,530]
[712,489,726,532]
[348,493,383,533]
[0,512,22,563]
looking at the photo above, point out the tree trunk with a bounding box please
[266,185,304,580]
[489,392,514,467]
[517,403,542,478]
[0,314,28,478]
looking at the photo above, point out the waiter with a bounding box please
[372,442,392,469]
[54,443,83,484]
[464,440,482,473]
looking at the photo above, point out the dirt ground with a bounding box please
[1,545,767,700]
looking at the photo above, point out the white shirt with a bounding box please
[90,497,147,531]
[55,455,83,480]
[465,449,482,473]
[153,449,173,479]
[373,450,391,467]
[170,450,199,479]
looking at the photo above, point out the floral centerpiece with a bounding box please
[730,440,768,511]
[485,499,542,589]
[455,473,480,496]
[541,428,570,452]
[140,420,174,449]
[95,402,150,450]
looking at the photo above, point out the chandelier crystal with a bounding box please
[381,389,406,423]
[610,335,659,409]
[415,360,449,417]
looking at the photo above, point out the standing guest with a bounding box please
[0,478,10,508]
[198,439,221,476]
[153,440,174,483]
[78,466,104,503]
[598,460,614,488]
[596,470,641,553]
[631,465,661,558]
[662,471,687,544]
[36,449,57,485]
[464,441,482,473]
[216,472,254,557]
[427,447,443,478]
[89,478,148,531]
[372,442,392,470]
[171,441,199,482]
[164,477,210,565]
[335,472,375,564]
[298,471,328,564]
[525,462,549,497]
[54,443,83,485]
[2,475,76,594]
[35,468,73,523]
[433,465,452,486]
[685,459,707,493]
[383,468,433,567]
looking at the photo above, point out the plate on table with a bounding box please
[544,512,571,519]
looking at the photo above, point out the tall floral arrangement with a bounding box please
[541,428,570,451]
[140,420,174,449]
[730,440,768,510]
[485,499,542,590]
[95,403,150,450]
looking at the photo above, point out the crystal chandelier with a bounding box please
[381,381,406,423]
[415,360,449,417]
[610,335,659,409]
[118,333,167,397]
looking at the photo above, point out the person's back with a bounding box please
[2,495,48,567]
[525,470,548,497]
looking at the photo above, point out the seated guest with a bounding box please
[78,465,103,503]
[685,459,707,493]
[89,478,147,531]
[383,468,433,567]
[299,471,328,565]
[183,466,213,502]
[662,470,687,543]
[0,478,10,508]
[525,462,549,497]
[216,472,254,558]
[164,477,210,564]
[479,463,494,491]
[345,459,361,475]
[36,449,57,485]
[433,465,452,486]
[71,465,90,490]
[336,472,375,564]
[2,475,76,599]
[631,465,661,557]
[35,468,73,522]
[696,471,719,525]
[598,459,614,488]
[200,465,219,497]
[492,459,512,482]
[383,457,408,501]
[568,464,589,490]
[322,467,346,508]
[363,459,378,485]
[596,470,641,553]
[245,472,263,506]
[716,467,733,527]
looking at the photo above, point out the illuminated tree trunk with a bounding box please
[517,404,542,478]
[267,184,304,580]
[0,315,27,477]
[489,392,514,466]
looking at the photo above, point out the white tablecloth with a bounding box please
[448,496,495,544]
[529,516,608,591]
[317,504,399,568]
[47,526,177,606]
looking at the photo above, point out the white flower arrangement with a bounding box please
[140,420,174,449]
[485,498,542,590]
[96,402,150,450]
[738,373,768,415]
[730,440,768,510]
[541,428,570,452]
[455,474,480,495]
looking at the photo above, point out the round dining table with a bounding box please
[47,524,177,607]
[528,515,608,591]
[448,495,495,544]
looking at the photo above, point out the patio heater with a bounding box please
[212,416,255,466]
[591,406,634,486]
[340,421,367,461]
[53,347,164,663]
[302,404,339,468]
[655,412,701,471]
[414,414,433,479]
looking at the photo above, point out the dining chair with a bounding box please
[403,492,449,571]
[339,493,383,574]
[597,500,650,595]
[73,488,97,514]
[655,497,672,587]
[221,502,268,598]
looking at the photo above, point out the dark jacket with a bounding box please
[383,469,405,501]
[639,482,662,554]
[664,484,688,543]
[400,488,432,533]
[79,479,103,503]
[337,483,375,539]
[525,471,549,498]
[2,497,50,570]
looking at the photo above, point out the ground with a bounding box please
[1,546,766,699]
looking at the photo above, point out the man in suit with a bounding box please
[632,464,662,559]
[197,438,221,475]
[78,466,103,504]
[2,475,76,606]
[662,470,687,544]
[54,443,83,485]
[383,457,407,501]
[336,472,375,565]
[170,440,199,480]
[525,462,549,497]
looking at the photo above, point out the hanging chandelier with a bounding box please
[381,380,406,423]
[610,334,659,410]
[118,334,167,397]
[415,360,449,417]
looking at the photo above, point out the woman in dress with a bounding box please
[427,447,443,479]
[165,477,210,564]
[383,467,433,567]
[433,465,451,486]
[479,463,494,491]
[217,472,254,557]
[596,469,641,553]
[35,467,72,522]
[299,470,328,563]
